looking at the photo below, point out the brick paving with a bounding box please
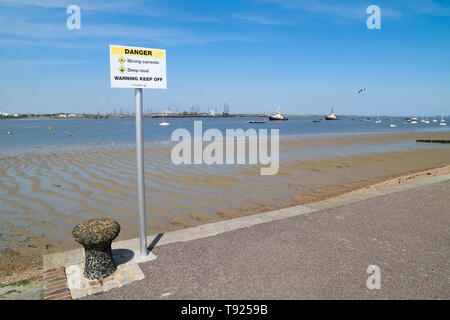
[42,267,71,300]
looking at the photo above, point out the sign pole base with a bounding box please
[133,250,157,264]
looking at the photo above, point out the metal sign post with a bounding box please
[109,44,166,261]
[135,88,147,258]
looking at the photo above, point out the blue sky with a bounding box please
[0,0,449,116]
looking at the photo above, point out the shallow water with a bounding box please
[1,116,448,156]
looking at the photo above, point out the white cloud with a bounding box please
[403,0,450,17]
[0,0,218,21]
[0,0,256,46]
[233,13,290,25]
[255,0,403,20]
[0,0,135,11]
[0,18,256,46]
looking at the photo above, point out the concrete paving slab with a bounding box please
[43,248,84,271]
[154,226,216,245]
[255,205,315,222]
[305,189,383,210]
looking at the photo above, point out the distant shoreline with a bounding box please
[1,113,393,120]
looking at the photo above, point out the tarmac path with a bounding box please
[84,180,450,299]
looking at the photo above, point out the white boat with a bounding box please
[269,107,288,121]
[375,115,382,123]
[440,114,447,126]
[389,118,396,127]
[325,108,338,120]
[159,122,170,126]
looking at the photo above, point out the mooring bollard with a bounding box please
[72,218,121,280]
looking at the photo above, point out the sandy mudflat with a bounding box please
[1,131,449,284]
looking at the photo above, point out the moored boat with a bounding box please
[325,108,338,120]
[269,107,288,121]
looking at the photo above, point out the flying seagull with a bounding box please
[357,87,367,94]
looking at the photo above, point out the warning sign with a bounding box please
[110,44,167,89]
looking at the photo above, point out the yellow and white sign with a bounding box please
[110,44,167,89]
